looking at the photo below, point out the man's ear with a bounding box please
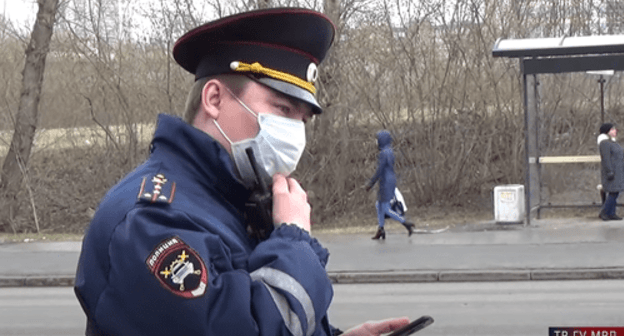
[200,79,224,120]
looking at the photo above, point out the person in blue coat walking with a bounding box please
[74,8,410,336]
[366,130,415,239]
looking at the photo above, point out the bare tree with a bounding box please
[3,0,624,231]
[0,0,60,233]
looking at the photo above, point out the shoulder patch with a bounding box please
[138,173,176,204]
[146,236,207,298]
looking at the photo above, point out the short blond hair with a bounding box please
[183,74,249,123]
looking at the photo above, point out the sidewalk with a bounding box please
[1,217,624,286]
[319,217,624,283]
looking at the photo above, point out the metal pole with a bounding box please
[599,75,605,123]
[523,72,530,226]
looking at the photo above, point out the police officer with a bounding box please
[74,8,409,336]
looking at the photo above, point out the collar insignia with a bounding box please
[146,237,207,298]
[138,173,176,204]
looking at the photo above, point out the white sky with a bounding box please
[1,0,37,25]
[0,0,215,40]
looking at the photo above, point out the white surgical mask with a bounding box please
[213,88,306,188]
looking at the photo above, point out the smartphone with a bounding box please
[387,316,434,336]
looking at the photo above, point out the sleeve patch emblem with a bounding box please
[145,236,207,298]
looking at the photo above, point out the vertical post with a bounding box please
[522,72,530,226]
[599,75,605,123]
[523,70,541,226]
[535,74,542,220]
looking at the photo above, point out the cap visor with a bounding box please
[254,77,323,114]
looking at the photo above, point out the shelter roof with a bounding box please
[492,35,624,58]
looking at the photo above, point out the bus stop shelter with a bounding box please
[492,35,624,225]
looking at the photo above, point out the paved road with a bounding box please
[3,280,624,335]
[0,287,84,336]
[329,280,624,335]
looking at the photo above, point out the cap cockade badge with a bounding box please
[306,63,318,84]
[146,237,208,298]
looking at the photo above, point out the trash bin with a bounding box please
[494,184,525,224]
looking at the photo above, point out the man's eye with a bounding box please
[277,105,291,114]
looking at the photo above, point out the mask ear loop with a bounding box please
[213,84,259,145]
[223,86,258,118]
[212,119,234,145]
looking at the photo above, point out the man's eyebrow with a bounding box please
[273,91,305,109]
[270,90,295,104]
[269,89,313,117]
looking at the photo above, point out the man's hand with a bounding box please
[607,171,615,181]
[272,174,311,232]
[342,317,410,336]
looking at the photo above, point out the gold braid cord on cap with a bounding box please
[230,61,316,95]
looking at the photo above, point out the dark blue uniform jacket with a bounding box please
[74,114,335,336]
[368,131,396,203]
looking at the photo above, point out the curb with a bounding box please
[0,275,75,287]
[3,268,624,287]
[530,268,624,281]
[328,267,624,284]
[329,271,438,284]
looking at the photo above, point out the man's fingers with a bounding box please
[369,317,410,334]
[272,174,288,194]
[287,176,305,195]
[271,174,311,231]
[274,174,306,197]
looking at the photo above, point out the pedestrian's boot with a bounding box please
[402,221,415,237]
[371,226,386,240]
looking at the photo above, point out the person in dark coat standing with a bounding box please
[365,130,415,239]
[598,123,624,221]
